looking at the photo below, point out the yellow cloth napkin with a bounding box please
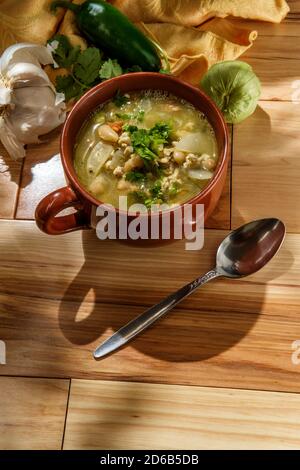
[0,0,64,51]
[111,0,289,84]
[0,0,290,85]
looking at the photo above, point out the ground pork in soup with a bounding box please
[74,91,218,210]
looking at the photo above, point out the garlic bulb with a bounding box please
[0,43,66,160]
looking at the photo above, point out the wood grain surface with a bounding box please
[243,25,300,101]
[0,377,69,450]
[0,146,22,219]
[16,133,66,220]
[232,101,300,232]
[0,0,299,450]
[0,220,299,392]
[240,1,300,101]
[64,379,300,450]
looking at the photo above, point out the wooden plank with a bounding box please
[206,125,232,230]
[0,377,69,450]
[232,101,300,232]
[16,134,66,220]
[243,34,300,102]
[0,144,22,219]
[234,3,300,101]
[64,379,300,450]
[1,220,298,315]
[0,220,299,391]
[288,0,300,16]
[199,6,300,102]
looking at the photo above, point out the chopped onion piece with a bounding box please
[87,141,113,175]
[175,132,203,153]
[188,168,213,180]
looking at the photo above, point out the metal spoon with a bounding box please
[94,218,285,359]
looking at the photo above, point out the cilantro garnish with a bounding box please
[47,34,80,68]
[130,180,165,209]
[123,122,172,167]
[118,110,145,122]
[149,122,172,152]
[73,48,102,85]
[125,171,146,182]
[99,59,123,80]
[55,74,85,101]
[136,110,145,122]
[168,182,179,196]
[113,90,130,107]
[124,65,143,73]
[47,34,126,102]
[116,113,132,120]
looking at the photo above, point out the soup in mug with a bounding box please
[74,91,218,210]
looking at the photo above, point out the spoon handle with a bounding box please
[94,268,220,359]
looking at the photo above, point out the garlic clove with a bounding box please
[0,43,54,75]
[0,86,12,105]
[7,62,54,89]
[7,87,65,144]
[0,43,66,160]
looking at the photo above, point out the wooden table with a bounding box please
[0,1,300,450]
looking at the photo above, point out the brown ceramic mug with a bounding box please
[35,73,229,236]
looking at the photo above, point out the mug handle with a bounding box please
[35,186,90,235]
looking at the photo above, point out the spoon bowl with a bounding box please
[216,218,286,278]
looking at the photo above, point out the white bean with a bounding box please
[118,132,131,146]
[98,124,119,143]
[124,154,143,172]
[117,179,135,191]
[124,145,134,157]
[113,166,124,177]
[89,176,106,195]
[173,151,185,165]
[201,154,216,171]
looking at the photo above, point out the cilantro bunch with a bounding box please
[47,34,141,102]
[123,122,172,167]
[123,122,174,207]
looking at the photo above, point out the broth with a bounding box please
[74,90,218,210]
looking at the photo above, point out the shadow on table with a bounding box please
[58,215,293,363]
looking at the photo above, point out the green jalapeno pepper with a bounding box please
[51,0,162,72]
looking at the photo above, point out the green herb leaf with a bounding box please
[73,48,102,85]
[149,122,172,153]
[123,124,138,133]
[123,122,172,168]
[47,34,80,68]
[99,59,123,80]
[168,182,179,196]
[130,182,165,208]
[124,65,143,73]
[150,122,171,142]
[136,110,145,122]
[116,110,144,122]
[135,146,157,164]
[116,113,132,120]
[49,36,103,101]
[55,74,84,101]
[130,190,148,205]
[125,171,146,182]
[159,68,171,75]
[113,90,130,107]
[130,128,151,149]
[150,180,164,199]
